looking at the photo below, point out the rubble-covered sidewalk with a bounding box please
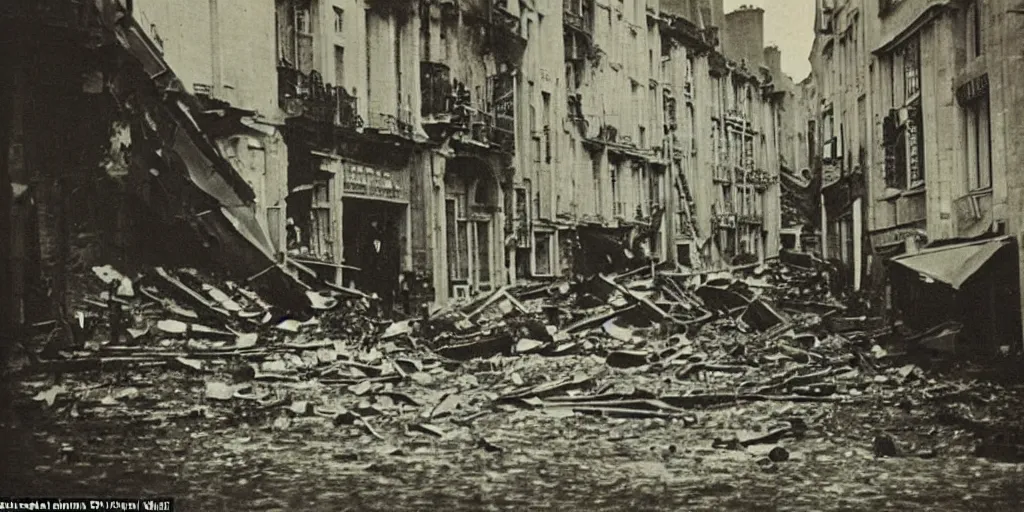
[3,256,1024,511]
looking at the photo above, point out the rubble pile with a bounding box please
[15,254,1024,470]
[32,264,354,361]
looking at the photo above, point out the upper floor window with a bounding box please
[965,1,982,59]
[296,7,312,34]
[334,7,344,34]
[901,37,920,99]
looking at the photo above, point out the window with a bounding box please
[311,180,333,261]
[333,7,344,34]
[542,92,552,163]
[476,222,491,285]
[965,1,982,58]
[334,45,345,87]
[902,37,920,99]
[528,82,537,131]
[296,7,312,34]
[446,196,470,281]
[534,232,553,275]
[883,99,925,189]
[639,126,646,148]
[964,92,992,190]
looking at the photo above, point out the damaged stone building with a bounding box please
[1,0,311,344]
[2,0,794,334]
[518,0,789,279]
[803,0,1024,353]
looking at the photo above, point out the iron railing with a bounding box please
[278,67,362,129]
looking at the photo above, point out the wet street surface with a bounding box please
[4,370,1024,511]
[5,263,1024,511]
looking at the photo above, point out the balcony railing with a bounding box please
[366,106,415,138]
[278,67,362,129]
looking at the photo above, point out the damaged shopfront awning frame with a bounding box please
[97,3,312,311]
[889,235,1015,291]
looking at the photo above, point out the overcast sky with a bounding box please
[723,0,815,81]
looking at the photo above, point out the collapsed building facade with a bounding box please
[0,0,313,343]
[1,0,795,335]
[801,0,1024,353]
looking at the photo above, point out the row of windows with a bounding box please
[881,1,989,193]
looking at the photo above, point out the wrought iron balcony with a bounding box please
[278,67,362,129]
[367,106,415,139]
[457,107,494,145]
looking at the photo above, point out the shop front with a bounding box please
[442,156,501,301]
[285,150,410,312]
[339,161,409,314]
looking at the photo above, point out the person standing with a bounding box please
[362,219,395,318]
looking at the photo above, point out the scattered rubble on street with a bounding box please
[10,253,1024,481]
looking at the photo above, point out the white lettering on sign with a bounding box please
[342,163,406,201]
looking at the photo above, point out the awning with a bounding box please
[890,236,1014,290]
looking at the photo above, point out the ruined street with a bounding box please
[5,0,1024,509]
[3,260,1024,511]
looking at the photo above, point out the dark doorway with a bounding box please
[342,198,405,315]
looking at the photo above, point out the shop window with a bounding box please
[446,197,470,281]
[310,180,333,261]
[534,232,554,276]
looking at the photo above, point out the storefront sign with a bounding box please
[342,162,409,202]
[870,227,926,249]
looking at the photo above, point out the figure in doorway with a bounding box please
[362,219,396,319]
